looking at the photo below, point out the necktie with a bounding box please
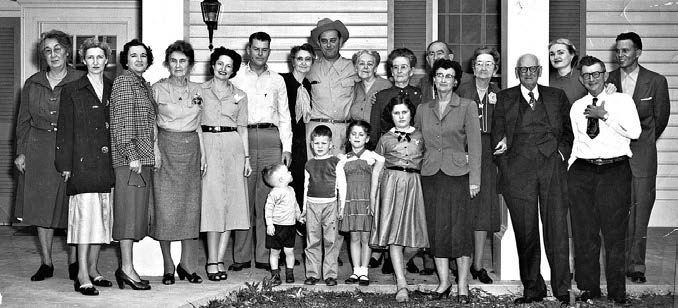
[528,91,536,110]
[587,97,599,139]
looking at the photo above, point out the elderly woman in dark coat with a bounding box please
[109,39,156,290]
[55,38,115,296]
[15,29,81,281]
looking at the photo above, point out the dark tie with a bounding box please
[528,91,536,110]
[587,97,599,139]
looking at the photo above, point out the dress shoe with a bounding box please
[74,281,99,296]
[577,290,601,302]
[629,271,647,283]
[30,264,54,281]
[405,259,419,273]
[216,262,228,280]
[255,262,271,271]
[90,276,113,287]
[162,272,175,285]
[358,275,369,286]
[368,256,382,268]
[555,295,570,307]
[427,284,452,300]
[270,269,282,287]
[325,277,337,286]
[205,263,220,281]
[177,263,203,283]
[304,277,320,285]
[68,262,78,280]
[115,268,150,290]
[513,296,543,304]
[228,261,251,271]
[285,268,295,283]
[470,266,493,284]
[344,274,359,284]
[610,296,632,307]
[419,268,435,276]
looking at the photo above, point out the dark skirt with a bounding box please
[15,128,68,228]
[422,171,472,258]
[471,134,500,232]
[113,166,152,241]
[150,129,201,241]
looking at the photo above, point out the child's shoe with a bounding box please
[285,268,294,283]
[270,269,282,286]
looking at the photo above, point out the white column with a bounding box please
[134,0,185,276]
[500,0,551,281]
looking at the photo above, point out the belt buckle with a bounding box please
[214,126,221,132]
[594,158,604,165]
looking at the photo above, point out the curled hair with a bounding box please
[382,94,416,127]
[78,38,112,61]
[249,32,271,46]
[310,124,332,140]
[261,162,286,187]
[386,48,417,78]
[164,40,195,67]
[577,55,606,72]
[40,30,73,60]
[472,46,500,69]
[344,120,372,152]
[351,49,381,67]
[430,59,463,91]
[209,47,242,78]
[616,32,643,50]
[548,38,579,68]
[119,39,154,70]
[290,43,316,68]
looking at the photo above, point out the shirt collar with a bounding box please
[520,84,539,101]
[245,62,270,76]
[621,65,639,82]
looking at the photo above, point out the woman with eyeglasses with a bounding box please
[414,58,481,304]
[349,49,392,123]
[548,38,587,105]
[455,47,501,285]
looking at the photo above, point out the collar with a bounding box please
[390,126,415,134]
[520,84,539,101]
[244,63,270,76]
[621,65,639,82]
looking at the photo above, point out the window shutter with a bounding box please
[549,0,585,52]
[394,0,427,71]
[0,18,19,224]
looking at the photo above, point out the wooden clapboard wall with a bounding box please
[187,0,389,82]
[586,0,678,227]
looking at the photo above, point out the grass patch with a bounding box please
[200,278,674,307]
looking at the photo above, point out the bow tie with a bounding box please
[394,131,411,142]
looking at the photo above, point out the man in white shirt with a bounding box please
[230,31,292,272]
[568,56,640,306]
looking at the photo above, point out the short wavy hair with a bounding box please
[290,43,316,61]
[351,49,381,67]
[616,32,642,50]
[209,47,242,78]
[164,40,195,67]
[386,48,417,78]
[472,46,500,69]
[430,59,463,91]
[382,94,416,127]
[548,38,578,68]
[261,162,286,187]
[119,39,154,70]
[344,120,372,152]
[78,38,112,61]
[577,55,606,72]
[40,30,73,59]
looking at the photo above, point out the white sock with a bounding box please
[353,266,359,276]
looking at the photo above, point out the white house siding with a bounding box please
[586,0,678,227]
[187,0,389,82]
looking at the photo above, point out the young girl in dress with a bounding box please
[370,95,429,302]
[339,120,384,286]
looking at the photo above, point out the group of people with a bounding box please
[14,15,668,307]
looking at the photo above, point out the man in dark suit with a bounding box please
[492,54,572,305]
[606,32,671,284]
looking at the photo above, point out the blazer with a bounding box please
[55,75,115,195]
[491,84,573,162]
[456,79,501,134]
[414,93,482,185]
[607,65,670,177]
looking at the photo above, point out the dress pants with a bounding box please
[233,127,281,264]
[626,176,656,274]
[568,159,631,299]
[305,200,340,279]
[502,151,570,298]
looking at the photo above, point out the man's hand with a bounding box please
[584,100,607,119]
[493,137,507,155]
[469,184,480,198]
[244,158,252,177]
[129,160,142,174]
[266,225,275,236]
[62,171,71,182]
[281,151,292,167]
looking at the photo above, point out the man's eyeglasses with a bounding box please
[581,71,605,80]
[435,73,455,80]
[516,66,540,74]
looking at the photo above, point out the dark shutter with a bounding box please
[0,18,19,225]
[549,0,585,52]
[394,0,427,70]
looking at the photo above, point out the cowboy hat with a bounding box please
[310,18,349,46]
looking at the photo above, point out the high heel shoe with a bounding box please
[74,281,99,296]
[30,264,54,281]
[205,263,221,281]
[115,268,151,290]
[427,284,452,300]
[177,263,202,283]
[470,266,493,284]
[368,255,383,268]
[162,272,175,285]
[89,276,113,287]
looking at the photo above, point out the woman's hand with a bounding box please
[14,154,25,173]
[469,184,480,198]
[243,158,252,177]
[201,154,207,177]
[61,171,71,182]
[129,160,142,174]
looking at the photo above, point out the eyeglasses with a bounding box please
[294,56,313,62]
[475,62,495,68]
[391,64,411,72]
[516,66,540,74]
[581,71,605,80]
[435,73,455,80]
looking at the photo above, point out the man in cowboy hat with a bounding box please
[302,18,356,157]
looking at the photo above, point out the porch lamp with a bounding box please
[201,0,221,51]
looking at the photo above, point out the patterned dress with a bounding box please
[339,149,383,232]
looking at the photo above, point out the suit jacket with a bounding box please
[55,75,115,195]
[607,65,670,177]
[491,84,573,171]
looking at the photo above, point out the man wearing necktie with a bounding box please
[491,53,572,305]
[605,32,671,284]
[568,56,641,306]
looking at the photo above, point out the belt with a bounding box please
[310,118,351,124]
[582,156,628,166]
[201,125,237,133]
[386,166,420,173]
[247,123,276,129]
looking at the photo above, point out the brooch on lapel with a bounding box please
[192,93,203,105]
[488,92,497,105]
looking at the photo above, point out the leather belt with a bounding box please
[582,156,628,166]
[201,125,237,133]
[386,166,420,173]
[310,118,351,124]
[247,123,276,129]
